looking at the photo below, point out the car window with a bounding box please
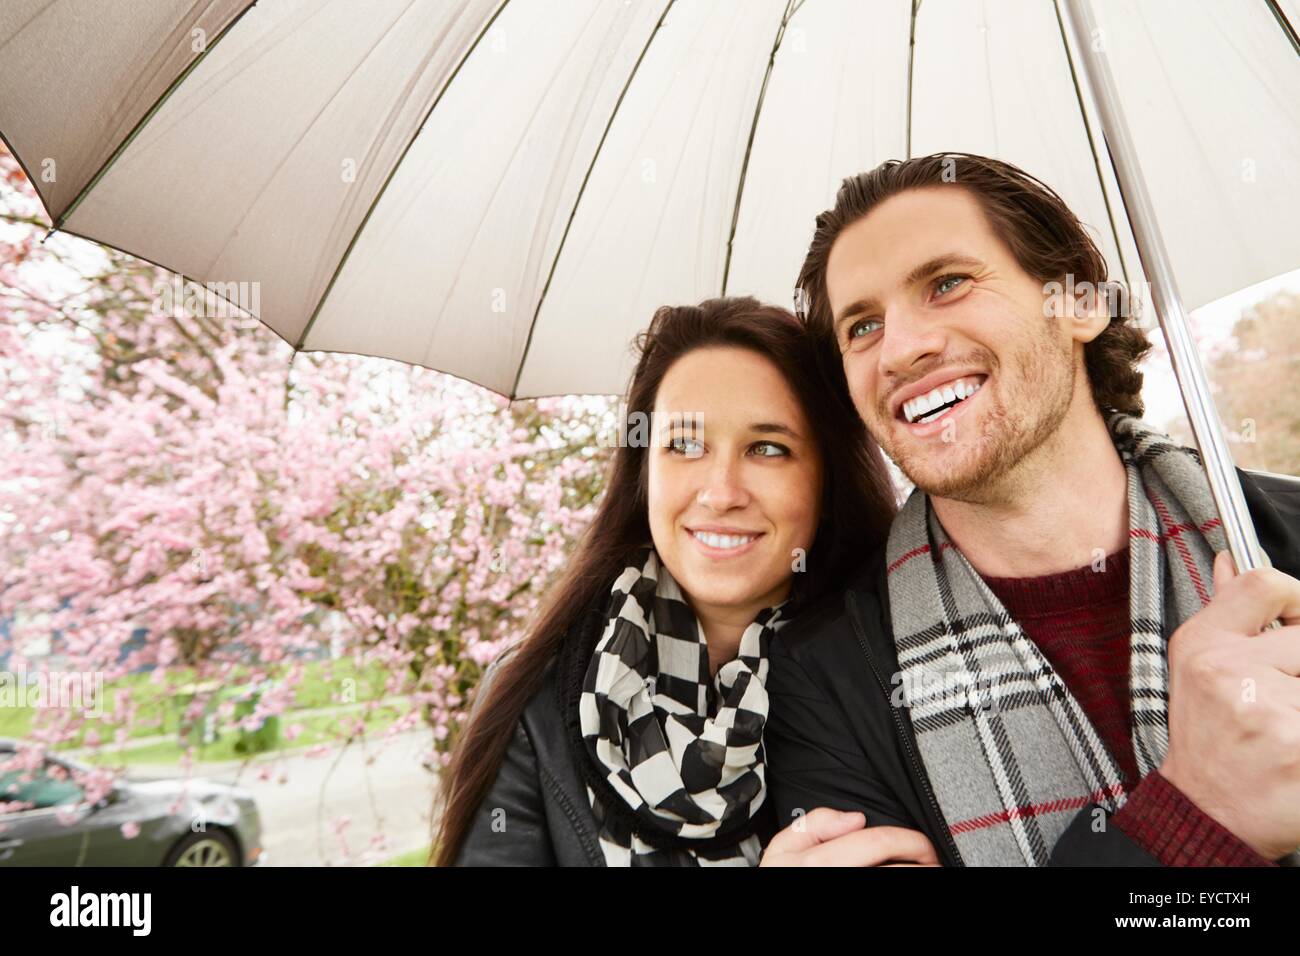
[0,763,85,811]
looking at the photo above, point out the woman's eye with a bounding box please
[749,441,789,458]
[667,435,703,456]
[934,274,967,297]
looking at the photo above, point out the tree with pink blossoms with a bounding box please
[0,145,613,859]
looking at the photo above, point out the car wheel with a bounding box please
[164,829,239,867]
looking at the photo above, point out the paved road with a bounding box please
[128,728,437,866]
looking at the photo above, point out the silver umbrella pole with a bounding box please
[1064,0,1298,867]
[1062,0,1271,577]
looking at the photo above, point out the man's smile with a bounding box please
[899,374,986,425]
[887,369,990,429]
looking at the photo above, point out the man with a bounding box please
[760,153,1300,866]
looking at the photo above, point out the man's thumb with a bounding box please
[1212,550,1237,592]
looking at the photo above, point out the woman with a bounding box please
[433,296,897,866]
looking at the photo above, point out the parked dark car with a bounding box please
[0,740,264,866]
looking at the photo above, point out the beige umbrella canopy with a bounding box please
[0,0,1297,401]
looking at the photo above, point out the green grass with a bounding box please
[1,668,205,742]
[0,701,35,739]
[4,657,406,764]
[77,701,406,767]
[380,845,432,867]
[289,658,391,709]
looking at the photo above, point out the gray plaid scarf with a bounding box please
[578,546,786,866]
[885,413,1230,865]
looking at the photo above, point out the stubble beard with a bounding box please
[867,330,1077,503]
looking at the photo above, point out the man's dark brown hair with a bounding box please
[795,152,1152,416]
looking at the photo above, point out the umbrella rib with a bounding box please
[1051,0,1132,289]
[296,0,515,353]
[1264,0,1300,56]
[507,0,678,400]
[48,0,260,234]
[905,0,921,159]
[720,0,800,297]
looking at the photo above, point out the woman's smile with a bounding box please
[686,526,765,557]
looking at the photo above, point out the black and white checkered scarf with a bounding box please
[885,413,1230,865]
[578,545,787,866]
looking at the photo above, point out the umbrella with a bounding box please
[0,0,1296,399]
[2,1,1298,562]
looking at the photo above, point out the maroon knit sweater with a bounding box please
[980,546,1277,867]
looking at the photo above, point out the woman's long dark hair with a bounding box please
[431,295,897,865]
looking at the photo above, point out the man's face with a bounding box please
[824,186,1086,501]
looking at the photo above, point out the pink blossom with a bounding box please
[0,142,609,803]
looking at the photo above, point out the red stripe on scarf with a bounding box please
[1127,517,1221,543]
[948,783,1127,835]
[1141,494,1216,605]
[888,544,931,574]
[887,541,953,574]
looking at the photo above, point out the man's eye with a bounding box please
[847,317,882,342]
[934,274,968,297]
[749,441,789,458]
[667,436,703,456]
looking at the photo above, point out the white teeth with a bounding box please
[903,376,985,424]
[693,531,756,550]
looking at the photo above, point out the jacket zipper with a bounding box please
[845,591,963,867]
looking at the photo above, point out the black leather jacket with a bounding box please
[764,468,1300,866]
[453,607,779,866]
[453,650,606,865]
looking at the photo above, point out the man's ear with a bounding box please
[1067,280,1112,345]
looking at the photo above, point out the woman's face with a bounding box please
[647,345,823,627]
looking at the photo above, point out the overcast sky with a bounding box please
[1143,266,1300,433]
